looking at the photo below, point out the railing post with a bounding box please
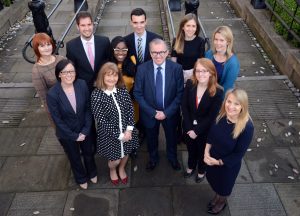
[0,1,4,11]
[168,0,181,11]
[28,0,56,43]
[185,0,199,16]
[74,0,88,13]
[251,0,266,9]
[270,0,277,21]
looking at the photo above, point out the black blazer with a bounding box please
[46,79,92,141]
[181,79,223,136]
[124,31,162,66]
[66,35,110,92]
[133,59,184,128]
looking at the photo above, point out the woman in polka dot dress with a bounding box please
[91,62,139,185]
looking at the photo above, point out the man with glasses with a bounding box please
[134,39,184,171]
[66,11,110,93]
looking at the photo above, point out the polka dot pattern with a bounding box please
[91,87,139,161]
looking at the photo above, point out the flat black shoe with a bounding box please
[207,203,227,215]
[183,169,194,178]
[146,161,157,171]
[195,173,205,183]
[170,161,181,171]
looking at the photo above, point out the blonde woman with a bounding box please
[205,26,240,96]
[204,88,254,214]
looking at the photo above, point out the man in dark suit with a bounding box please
[133,38,184,171]
[124,8,162,66]
[66,11,110,93]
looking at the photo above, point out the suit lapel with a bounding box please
[164,61,171,102]
[58,84,76,115]
[146,62,155,98]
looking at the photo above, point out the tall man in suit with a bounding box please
[134,39,184,171]
[124,8,162,66]
[66,11,110,93]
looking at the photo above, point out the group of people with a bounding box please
[31,7,253,215]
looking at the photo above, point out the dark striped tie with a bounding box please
[137,37,143,63]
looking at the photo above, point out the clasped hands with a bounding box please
[76,133,86,142]
[122,130,132,142]
[155,111,166,120]
[204,153,220,166]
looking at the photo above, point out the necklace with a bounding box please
[226,117,234,124]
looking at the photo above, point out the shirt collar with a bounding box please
[80,35,95,45]
[153,61,166,71]
[104,87,117,96]
[134,31,146,40]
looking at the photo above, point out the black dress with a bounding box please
[206,117,254,196]
[171,36,205,70]
[91,87,139,161]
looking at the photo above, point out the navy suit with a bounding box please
[134,60,184,163]
[181,79,223,173]
[124,31,162,66]
[47,79,97,184]
[66,35,110,92]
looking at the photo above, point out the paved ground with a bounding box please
[0,0,299,215]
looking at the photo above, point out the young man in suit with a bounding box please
[124,8,162,66]
[66,11,110,93]
[133,39,184,171]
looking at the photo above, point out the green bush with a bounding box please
[266,0,300,47]
[2,0,11,7]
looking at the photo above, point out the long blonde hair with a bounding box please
[173,13,200,54]
[211,26,234,59]
[216,88,251,138]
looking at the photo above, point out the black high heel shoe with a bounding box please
[183,169,194,178]
[207,203,227,215]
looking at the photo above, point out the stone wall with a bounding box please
[229,0,300,89]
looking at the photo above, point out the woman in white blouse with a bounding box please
[91,62,139,185]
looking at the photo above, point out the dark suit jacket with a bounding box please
[124,31,162,66]
[133,59,184,128]
[46,79,92,141]
[181,79,223,136]
[66,35,110,92]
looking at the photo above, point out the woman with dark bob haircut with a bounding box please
[32,33,65,120]
[47,59,97,190]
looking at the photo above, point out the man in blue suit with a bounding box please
[134,39,184,171]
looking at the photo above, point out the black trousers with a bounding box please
[59,135,97,184]
[145,116,179,164]
[185,135,206,174]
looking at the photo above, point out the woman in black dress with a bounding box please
[181,58,223,183]
[204,88,254,214]
[171,13,205,83]
[91,62,138,185]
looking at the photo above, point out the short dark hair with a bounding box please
[130,8,147,20]
[55,59,76,81]
[76,11,93,25]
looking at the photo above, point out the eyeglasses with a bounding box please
[60,70,75,76]
[150,50,168,57]
[113,48,128,52]
[195,70,210,74]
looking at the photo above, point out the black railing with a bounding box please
[265,0,300,44]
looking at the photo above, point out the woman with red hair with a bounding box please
[32,33,65,116]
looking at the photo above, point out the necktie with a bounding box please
[137,37,143,63]
[155,66,163,110]
[87,42,94,69]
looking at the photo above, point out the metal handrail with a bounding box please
[198,16,210,50]
[54,0,88,54]
[22,0,63,64]
[265,0,300,43]
[166,0,176,39]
